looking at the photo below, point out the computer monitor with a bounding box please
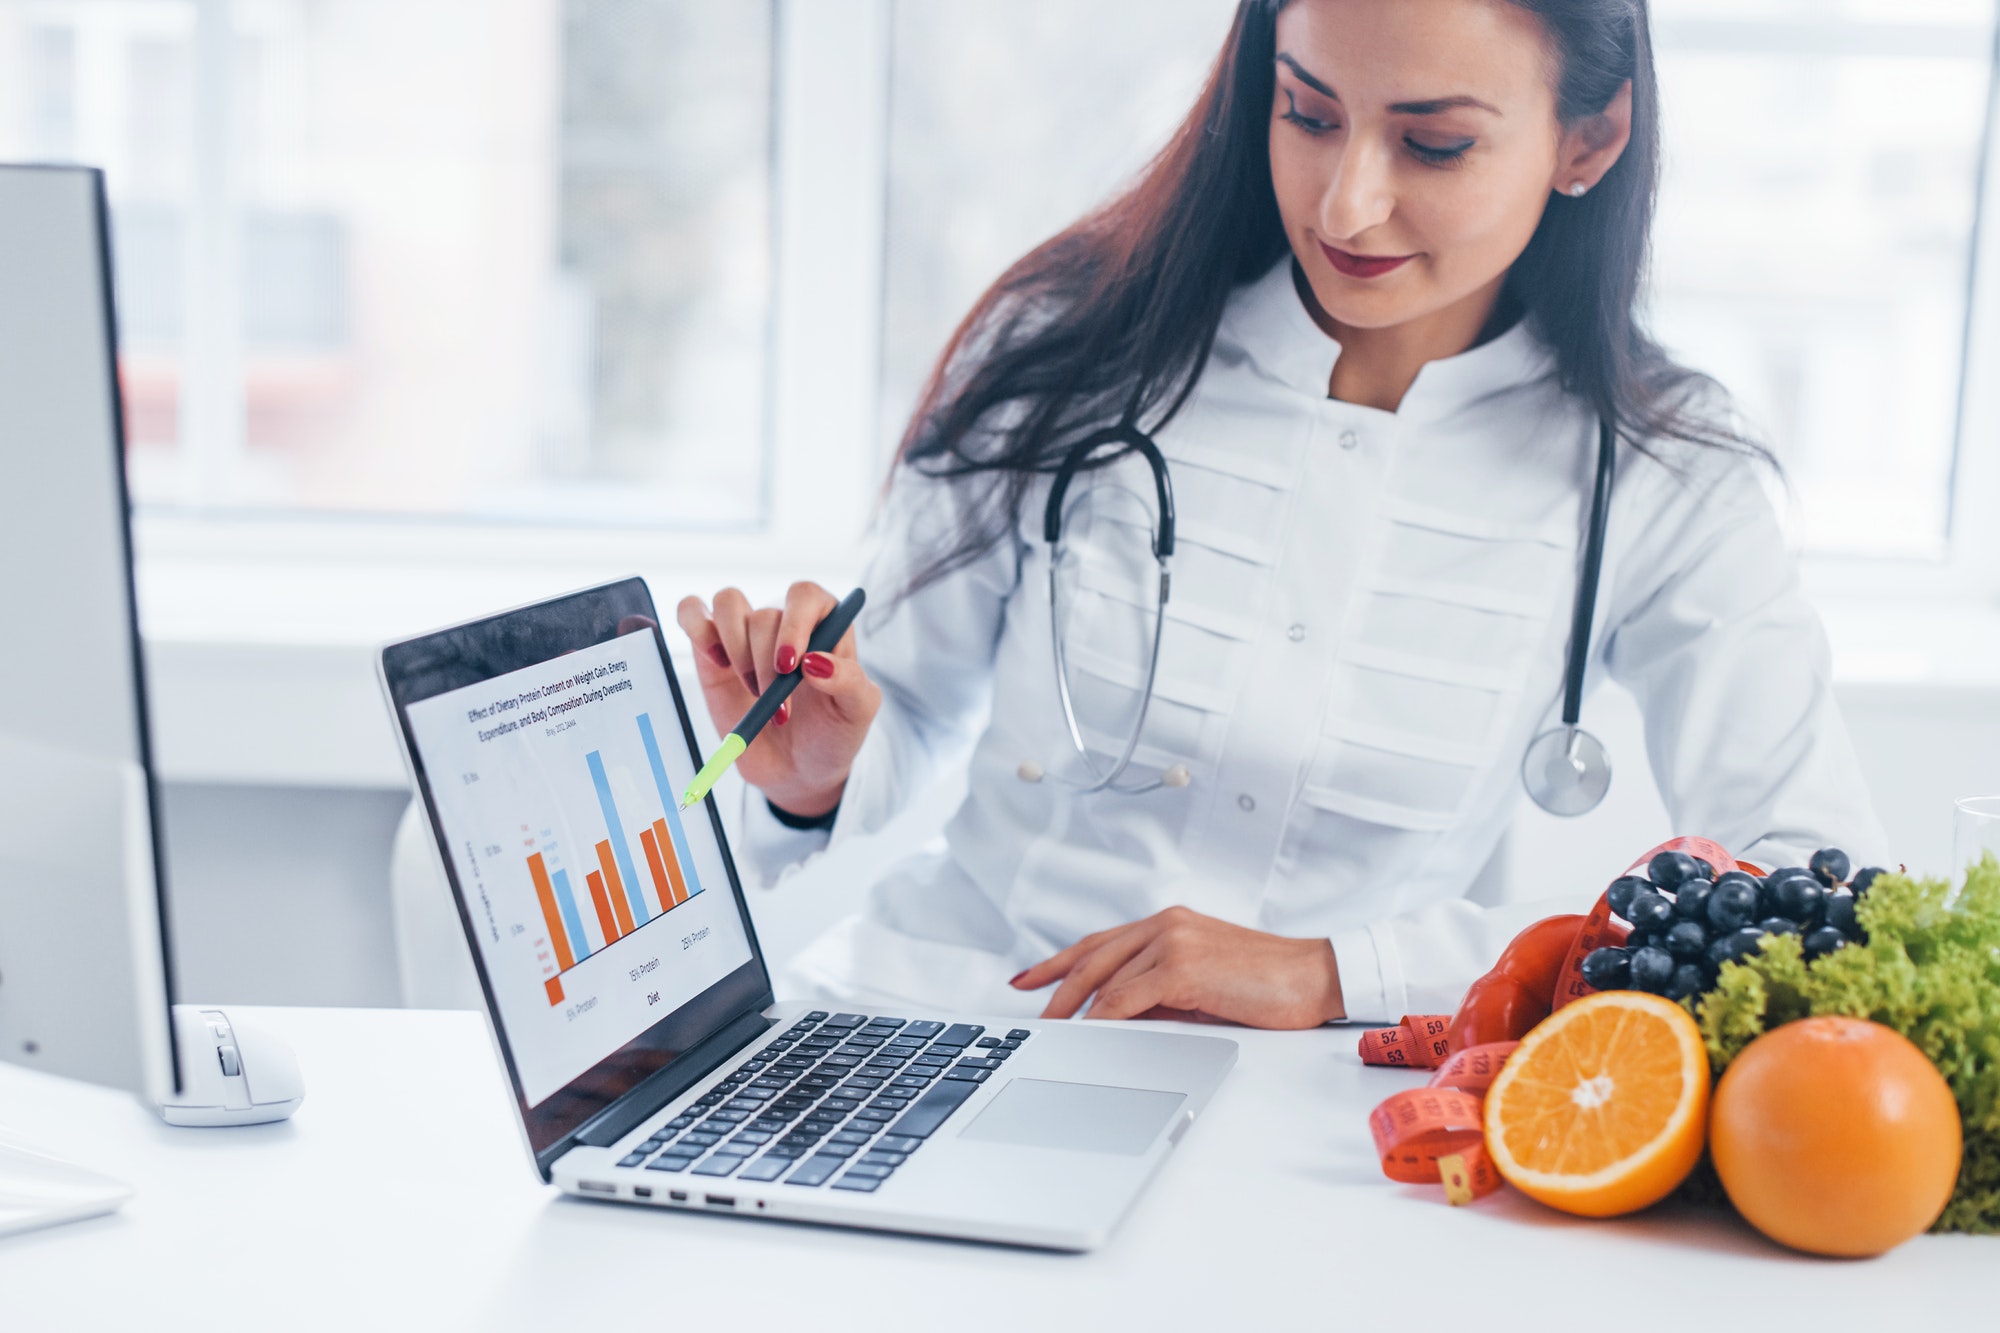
[0,164,178,1104]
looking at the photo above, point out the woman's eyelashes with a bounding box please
[1280,89,1336,135]
[1403,135,1476,167]
[1279,91,1476,167]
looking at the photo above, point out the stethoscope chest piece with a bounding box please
[1521,723,1611,816]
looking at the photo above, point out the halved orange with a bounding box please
[1482,990,1710,1217]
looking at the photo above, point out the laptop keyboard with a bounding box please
[613,1012,1033,1194]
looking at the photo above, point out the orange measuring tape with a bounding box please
[1355,1014,1451,1069]
[1366,1041,1520,1203]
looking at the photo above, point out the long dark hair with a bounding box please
[898,0,1749,589]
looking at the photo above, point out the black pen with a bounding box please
[678,586,867,808]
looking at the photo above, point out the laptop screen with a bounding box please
[384,579,767,1158]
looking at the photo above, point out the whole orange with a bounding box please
[1709,1016,1960,1257]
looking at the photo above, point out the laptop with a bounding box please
[379,577,1236,1250]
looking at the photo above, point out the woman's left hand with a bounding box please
[1009,907,1345,1028]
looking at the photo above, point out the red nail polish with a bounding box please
[775,645,798,674]
[706,645,730,667]
[775,701,790,726]
[801,651,834,680]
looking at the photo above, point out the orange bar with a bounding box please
[597,840,635,936]
[653,818,689,906]
[638,826,674,916]
[526,853,576,971]
[545,976,565,1006]
[586,869,621,944]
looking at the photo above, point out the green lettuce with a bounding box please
[1692,854,2000,1233]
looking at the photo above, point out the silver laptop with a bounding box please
[379,578,1235,1250]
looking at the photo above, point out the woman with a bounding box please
[677,0,1884,1027]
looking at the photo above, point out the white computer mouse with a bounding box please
[156,1006,305,1127]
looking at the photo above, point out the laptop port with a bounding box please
[669,1190,689,1202]
[578,1181,616,1194]
[633,1186,653,1199]
[704,1194,736,1209]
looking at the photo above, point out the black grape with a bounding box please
[1606,875,1650,919]
[1580,947,1631,990]
[1824,892,1858,936]
[1675,880,1712,924]
[1665,921,1709,959]
[1648,851,1700,891]
[1803,926,1847,960]
[1626,890,1676,932]
[1809,847,1851,888]
[1664,963,1706,1001]
[1628,947,1676,993]
[1852,867,1884,895]
[1769,875,1826,927]
[1757,916,1801,938]
[1707,879,1758,932]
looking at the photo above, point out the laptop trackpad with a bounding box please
[958,1078,1186,1156]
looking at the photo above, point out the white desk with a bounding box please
[0,1007,1987,1331]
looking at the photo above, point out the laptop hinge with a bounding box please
[561,1008,772,1158]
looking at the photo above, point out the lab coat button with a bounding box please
[1287,624,1306,642]
[1237,794,1256,812]
[1338,429,1359,451]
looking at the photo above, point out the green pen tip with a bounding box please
[680,732,747,809]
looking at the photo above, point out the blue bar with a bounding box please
[586,750,651,926]
[637,713,704,898]
[550,867,591,961]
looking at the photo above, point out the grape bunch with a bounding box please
[1578,848,1881,1003]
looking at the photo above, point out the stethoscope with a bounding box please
[1017,415,1618,817]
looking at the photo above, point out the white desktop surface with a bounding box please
[0,1006,1987,1331]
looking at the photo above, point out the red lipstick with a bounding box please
[1320,240,1413,279]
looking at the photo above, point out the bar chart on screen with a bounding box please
[517,713,707,1006]
[405,629,754,1106]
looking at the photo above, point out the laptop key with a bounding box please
[680,1131,722,1147]
[893,1078,979,1138]
[618,1152,648,1167]
[936,1024,985,1048]
[829,1130,872,1146]
[876,1134,922,1153]
[786,1156,845,1187]
[891,1075,931,1090]
[731,1130,773,1145]
[976,1036,1002,1048]
[705,1109,750,1123]
[692,1155,742,1177]
[997,1039,1022,1051]
[843,1162,894,1180]
[644,1157,692,1172]
[853,1108,896,1123]
[806,1010,830,1021]
[944,1067,990,1083]
[830,1174,883,1192]
[814,1142,859,1159]
[903,1021,945,1039]
[912,1053,951,1068]
[866,1017,907,1029]
[738,1155,791,1182]
[928,1045,966,1059]
[859,1151,908,1167]
[957,1057,1002,1071]
[764,1144,806,1159]
[829,1013,869,1028]
[1006,1029,1032,1042]
[710,1141,756,1158]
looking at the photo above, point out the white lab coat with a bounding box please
[741,257,1886,1023]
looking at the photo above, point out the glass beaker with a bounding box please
[1952,795,2000,888]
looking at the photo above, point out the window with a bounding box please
[1650,0,1996,557]
[0,0,774,527]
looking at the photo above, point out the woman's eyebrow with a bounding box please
[1389,94,1502,116]
[1276,54,1500,117]
[1275,53,1338,99]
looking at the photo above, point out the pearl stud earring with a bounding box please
[1568,182,1589,198]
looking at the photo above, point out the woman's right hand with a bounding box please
[676,582,881,819]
